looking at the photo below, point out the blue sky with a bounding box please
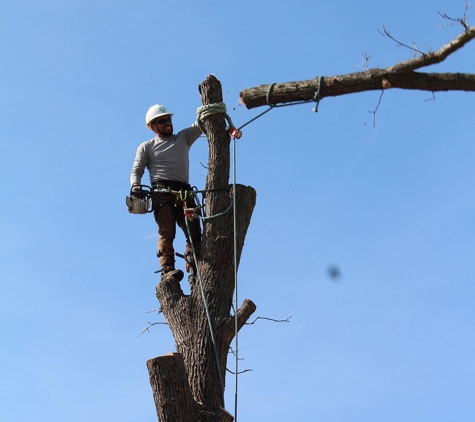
[1,1,474,421]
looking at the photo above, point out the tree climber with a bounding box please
[130,104,202,281]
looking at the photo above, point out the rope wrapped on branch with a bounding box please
[197,102,241,137]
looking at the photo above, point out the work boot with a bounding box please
[160,265,184,282]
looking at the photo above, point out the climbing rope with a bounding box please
[222,83,328,418]
[237,76,324,131]
[200,202,233,220]
[184,214,226,408]
[197,102,238,135]
[172,174,239,416]
[181,85,324,417]
[161,186,236,408]
[313,75,323,112]
[232,135,239,422]
[177,188,233,221]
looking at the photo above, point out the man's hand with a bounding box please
[131,185,143,198]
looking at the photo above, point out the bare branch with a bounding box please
[245,316,292,325]
[138,321,168,337]
[438,1,471,30]
[368,91,385,127]
[384,24,475,72]
[356,52,374,70]
[377,26,426,57]
[228,346,245,359]
[146,308,163,314]
[226,368,253,375]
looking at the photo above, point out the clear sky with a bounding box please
[1,1,474,421]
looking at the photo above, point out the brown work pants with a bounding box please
[153,192,202,268]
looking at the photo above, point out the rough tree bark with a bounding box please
[147,75,257,422]
[240,26,475,109]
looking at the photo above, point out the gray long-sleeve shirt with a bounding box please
[130,122,202,186]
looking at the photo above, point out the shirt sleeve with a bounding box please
[130,142,148,185]
[183,121,203,147]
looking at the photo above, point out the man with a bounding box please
[130,104,202,281]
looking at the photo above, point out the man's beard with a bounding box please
[157,125,173,138]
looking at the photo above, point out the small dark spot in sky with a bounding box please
[327,265,342,281]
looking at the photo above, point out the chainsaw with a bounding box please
[126,185,152,214]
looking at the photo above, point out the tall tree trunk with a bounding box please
[147,75,257,422]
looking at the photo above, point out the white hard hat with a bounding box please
[145,104,173,127]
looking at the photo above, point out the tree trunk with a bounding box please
[147,353,197,422]
[147,75,257,422]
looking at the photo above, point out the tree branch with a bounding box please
[239,26,475,109]
[226,367,253,375]
[385,25,475,73]
[218,298,257,345]
[138,321,168,337]
[368,91,385,128]
[377,25,427,58]
[438,1,471,30]
[246,316,292,325]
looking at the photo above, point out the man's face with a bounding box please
[151,115,173,137]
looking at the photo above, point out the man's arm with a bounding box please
[183,121,203,147]
[130,143,147,186]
